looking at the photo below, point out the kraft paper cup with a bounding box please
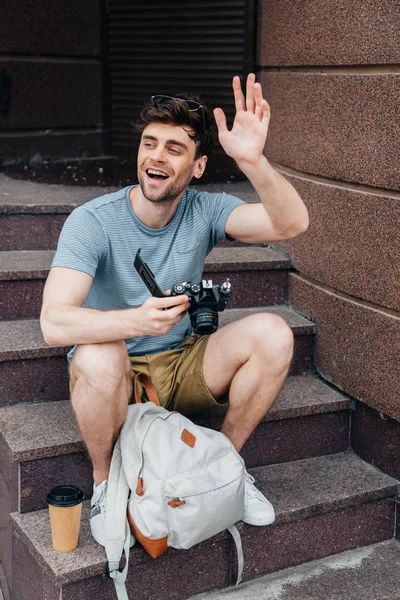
[47,485,84,552]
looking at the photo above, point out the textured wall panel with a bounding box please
[260,72,400,191]
[257,0,400,66]
[276,174,400,311]
[0,61,102,130]
[0,0,100,56]
[290,274,400,420]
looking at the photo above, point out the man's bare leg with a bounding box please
[203,313,294,451]
[69,341,132,486]
[203,313,293,525]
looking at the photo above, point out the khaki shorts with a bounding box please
[130,335,227,415]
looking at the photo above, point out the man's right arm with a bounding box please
[40,267,191,347]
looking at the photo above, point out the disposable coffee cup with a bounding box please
[47,485,84,552]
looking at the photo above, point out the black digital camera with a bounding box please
[171,280,231,335]
[134,249,231,335]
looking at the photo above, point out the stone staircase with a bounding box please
[0,175,398,600]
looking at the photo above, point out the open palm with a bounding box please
[214,74,271,165]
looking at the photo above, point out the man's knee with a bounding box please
[247,313,294,366]
[70,341,131,391]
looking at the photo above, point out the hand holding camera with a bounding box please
[134,249,231,335]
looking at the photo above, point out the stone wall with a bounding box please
[0,0,104,164]
[257,0,400,420]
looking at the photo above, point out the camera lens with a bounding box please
[191,308,218,335]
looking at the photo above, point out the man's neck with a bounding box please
[129,186,186,229]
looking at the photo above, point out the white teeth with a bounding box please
[147,169,168,177]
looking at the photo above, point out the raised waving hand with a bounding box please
[213,73,271,166]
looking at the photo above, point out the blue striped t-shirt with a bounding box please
[51,185,244,358]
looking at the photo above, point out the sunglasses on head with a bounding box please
[151,94,205,125]
[151,95,203,112]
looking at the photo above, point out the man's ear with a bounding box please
[193,155,208,179]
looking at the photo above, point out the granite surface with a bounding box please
[0,247,290,315]
[0,214,69,252]
[236,499,394,583]
[257,0,400,66]
[0,320,67,362]
[0,281,45,320]
[352,401,400,481]
[10,452,397,586]
[0,306,314,362]
[290,273,400,420]
[0,375,350,512]
[0,356,69,406]
[0,60,102,131]
[0,247,289,280]
[240,411,349,469]
[192,540,400,600]
[0,176,257,212]
[1,374,348,462]
[20,452,93,514]
[0,0,100,55]
[276,174,400,312]
[0,251,54,280]
[204,247,290,271]
[260,72,400,191]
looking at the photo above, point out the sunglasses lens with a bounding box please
[152,95,201,112]
[151,95,172,105]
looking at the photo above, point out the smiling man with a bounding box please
[40,74,309,547]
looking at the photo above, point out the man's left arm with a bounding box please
[214,73,309,244]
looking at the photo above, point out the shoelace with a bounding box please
[244,471,264,500]
[92,482,107,512]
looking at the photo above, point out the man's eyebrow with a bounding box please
[142,134,189,151]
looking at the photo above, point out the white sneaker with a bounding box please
[242,470,275,526]
[90,480,135,547]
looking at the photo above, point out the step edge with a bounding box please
[1,376,350,462]
[9,452,398,587]
[0,306,316,362]
[0,248,291,280]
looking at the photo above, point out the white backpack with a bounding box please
[104,373,245,600]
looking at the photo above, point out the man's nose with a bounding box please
[150,145,167,162]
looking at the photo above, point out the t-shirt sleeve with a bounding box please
[51,207,107,277]
[200,192,245,247]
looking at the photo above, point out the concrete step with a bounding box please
[9,453,398,600]
[188,539,400,600]
[0,375,349,514]
[0,306,316,406]
[0,175,258,251]
[0,246,290,319]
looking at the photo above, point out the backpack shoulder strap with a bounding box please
[104,436,131,599]
[228,525,244,585]
[132,372,160,405]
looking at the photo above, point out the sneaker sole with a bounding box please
[242,515,276,527]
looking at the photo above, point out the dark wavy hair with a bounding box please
[135,93,216,159]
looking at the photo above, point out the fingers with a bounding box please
[246,73,256,112]
[213,107,228,134]
[232,73,269,122]
[152,294,190,309]
[261,99,271,128]
[254,82,264,120]
[232,75,245,112]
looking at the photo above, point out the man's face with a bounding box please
[137,123,207,204]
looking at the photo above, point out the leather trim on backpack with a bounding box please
[133,373,161,406]
[181,429,196,448]
[127,509,169,558]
